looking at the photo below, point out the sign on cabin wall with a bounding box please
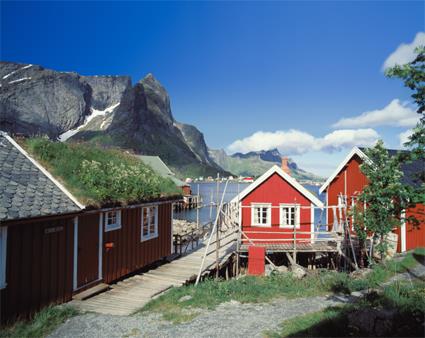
[44,226,64,234]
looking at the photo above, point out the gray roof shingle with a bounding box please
[0,133,81,221]
[359,147,424,189]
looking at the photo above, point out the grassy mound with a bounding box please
[0,306,78,338]
[24,138,180,205]
[140,249,422,324]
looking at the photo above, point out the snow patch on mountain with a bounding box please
[58,102,120,141]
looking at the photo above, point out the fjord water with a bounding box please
[174,182,325,226]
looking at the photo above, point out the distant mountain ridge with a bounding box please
[0,61,227,178]
[209,148,323,182]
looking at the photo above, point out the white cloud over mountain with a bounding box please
[382,32,425,70]
[332,99,418,128]
[227,128,379,155]
[399,129,413,147]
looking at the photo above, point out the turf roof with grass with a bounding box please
[23,138,181,207]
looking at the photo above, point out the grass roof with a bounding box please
[23,138,181,207]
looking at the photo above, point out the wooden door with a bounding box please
[77,214,100,288]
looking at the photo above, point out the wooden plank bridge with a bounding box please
[71,229,237,316]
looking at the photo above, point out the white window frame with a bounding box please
[104,210,122,232]
[141,205,159,242]
[279,204,300,229]
[0,226,7,290]
[251,203,272,227]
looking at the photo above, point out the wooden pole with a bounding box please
[209,189,213,222]
[293,225,297,264]
[195,180,229,285]
[215,196,221,279]
[196,184,200,229]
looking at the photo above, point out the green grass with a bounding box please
[23,138,180,205]
[140,249,423,324]
[264,280,425,337]
[0,305,78,338]
[264,307,346,338]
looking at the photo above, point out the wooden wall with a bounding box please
[0,217,74,324]
[241,173,312,243]
[405,204,425,251]
[103,203,172,283]
[326,155,368,230]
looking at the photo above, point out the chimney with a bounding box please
[281,157,291,175]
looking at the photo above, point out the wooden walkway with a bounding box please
[239,241,339,253]
[71,230,237,316]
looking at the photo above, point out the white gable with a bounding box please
[319,146,368,194]
[231,165,324,207]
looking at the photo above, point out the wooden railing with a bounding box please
[173,222,211,255]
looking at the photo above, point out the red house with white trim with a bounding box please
[319,146,425,252]
[231,161,323,246]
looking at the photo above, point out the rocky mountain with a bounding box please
[209,148,324,182]
[0,61,227,177]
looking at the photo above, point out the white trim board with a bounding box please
[231,165,324,208]
[319,146,368,194]
[1,131,84,209]
[400,210,407,253]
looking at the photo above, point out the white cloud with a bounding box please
[382,32,425,70]
[319,129,379,152]
[399,129,413,147]
[227,128,379,155]
[332,99,418,129]
[227,130,316,155]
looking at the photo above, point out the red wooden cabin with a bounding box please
[319,146,425,252]
[0,132,178,323]
[231,163,323,247]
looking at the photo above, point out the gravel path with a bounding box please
[50,294,351,338]
[50,260,425,338]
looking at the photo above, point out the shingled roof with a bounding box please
[359,147,425,189]
[0,132,82,222]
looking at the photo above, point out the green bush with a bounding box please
[24,138,180,204]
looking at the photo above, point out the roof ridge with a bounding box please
[231,165,323,207]
[0,131,84,210]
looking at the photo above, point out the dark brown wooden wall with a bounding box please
[103,203,172,283]
[0,217,74,324]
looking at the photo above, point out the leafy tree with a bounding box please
[385,45,425,230]
[354,141,411,261]
[385,46,425,161]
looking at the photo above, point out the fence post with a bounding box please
[293,226,297,264]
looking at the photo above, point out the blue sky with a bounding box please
[1,1,424,176]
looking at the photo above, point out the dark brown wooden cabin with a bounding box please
[0,132,177,324]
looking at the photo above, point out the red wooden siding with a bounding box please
[241,173,313,243]
[103,203,172,283]
[0,217,74,323]
[325,154,424,253]
[182,186,191,196]
[77,214,100,288]
[327,155,368,229]
[405,204,425,250]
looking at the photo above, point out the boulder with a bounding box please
[350,268,372,280]
[274,265,289,274]
[289,264,307,279]
[178,295,192,303]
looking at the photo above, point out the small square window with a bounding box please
[251,204,271,227]
[105,210,121,232]
[280,205,300,228]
